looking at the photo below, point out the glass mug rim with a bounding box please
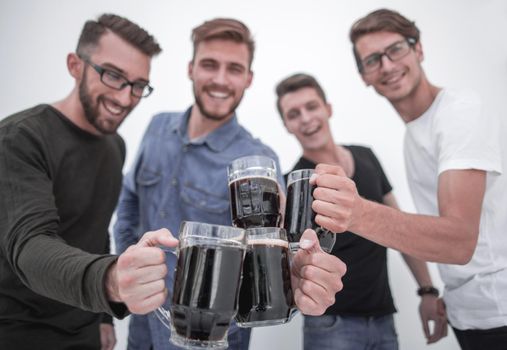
[286,168,314,186]
[178,221,246,249]
[227,155,277,183]
[245,227,289,245]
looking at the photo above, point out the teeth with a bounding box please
[383,72,403,85]
[103,100,123,115]
[208,91,229,99]
[303,125,319,136]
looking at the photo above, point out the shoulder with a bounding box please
[345,144,375,159]
[1,104,52,132]
[0,105,57,147]
[149,111,184,127]
[441,88,481,106]
[234,126,280,160]
[437,88,483,118]
[144,111,185,136]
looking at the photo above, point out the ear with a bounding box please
[415,41,424,62]
[67,53,83,80]
[245,70,254,89]
[326,103,333,119]
[187,61,194,80]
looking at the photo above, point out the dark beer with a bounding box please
[171,245,244,341]
[229,176,281,228]
[236,239,294,326]
[284,178,336,253]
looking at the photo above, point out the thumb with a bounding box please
[138,228,179,249]
[299,229,322,254]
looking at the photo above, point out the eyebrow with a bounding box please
[99,62,149,83]
[363,40,405,59]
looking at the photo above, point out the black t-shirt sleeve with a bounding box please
[366,148,393,196]
[0,123,126,318]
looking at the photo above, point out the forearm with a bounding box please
[17,234,127,316]
[401,253,434,287]
[352,199,477,264]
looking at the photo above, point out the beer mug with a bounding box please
[236,227,295,327]
[284,169,336,253]
[227,155,281,228]
[155,221,246,349]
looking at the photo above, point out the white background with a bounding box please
[2,1,506,349]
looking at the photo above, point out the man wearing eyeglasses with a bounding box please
[0,14,183,350]
[309,8,507,349]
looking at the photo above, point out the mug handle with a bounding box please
[154,246,178,330]
[154,306,172,329]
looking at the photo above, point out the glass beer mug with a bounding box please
[155,221,246,349]
[227,155,281,229]
[235,227,295,327]
[284,168,336,253]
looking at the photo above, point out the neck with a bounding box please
[52,88,101,135]
[302,138,341,165]
[391,75,441,123]
[187,105,234,140]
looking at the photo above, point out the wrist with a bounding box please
[417,286,439,297]
[105,261,122,303]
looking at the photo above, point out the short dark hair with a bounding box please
[275,73,327,118]
[349,8,420,72]
[77,13,162,58]
[191,18,255,68]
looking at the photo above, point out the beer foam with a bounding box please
[229,175,278,184]
[247,238,289,248]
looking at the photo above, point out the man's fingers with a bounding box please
[293,287,327,316]
[118,263,167,286]
[137,228,179,249]
[128,288,168,315]
[120,246,166,267]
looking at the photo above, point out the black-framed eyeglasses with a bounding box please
[79,55,153,98]
[360,38,417,74]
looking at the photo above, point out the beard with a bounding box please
[78,69,130,135]
[193,83,244,121]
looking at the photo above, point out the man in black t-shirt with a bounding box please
[275,73,448,349]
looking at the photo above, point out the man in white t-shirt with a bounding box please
[309,8,507,349]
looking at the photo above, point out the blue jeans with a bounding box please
[304,314,398,350]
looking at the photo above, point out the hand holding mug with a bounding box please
[290,229,347,316]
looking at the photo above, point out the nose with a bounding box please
[114,86,135,107]
[211,67,228,85]
[300,109,312,123]
[379,54,396,72]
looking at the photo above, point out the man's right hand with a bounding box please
[106,228,178,314]
[311,163,363,234]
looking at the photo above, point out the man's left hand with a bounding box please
[290,229,346,315]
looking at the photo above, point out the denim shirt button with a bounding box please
[160,210,166,218]
[171,178,177,186]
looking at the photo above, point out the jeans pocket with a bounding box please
[304,315,341,331]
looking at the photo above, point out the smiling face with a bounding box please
[279,87,333,151]
[188,39,253,122]
[77,31,151,134]
[355,31,424,103]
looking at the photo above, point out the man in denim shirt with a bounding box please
[114,18,347,350]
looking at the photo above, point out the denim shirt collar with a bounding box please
[172,106,242,152]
